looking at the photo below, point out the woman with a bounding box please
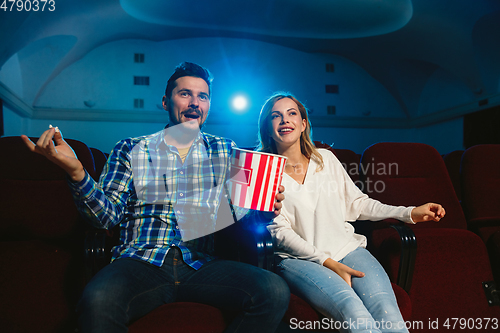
[258,92,445,333]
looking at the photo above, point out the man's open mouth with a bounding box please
[183,111,201,119]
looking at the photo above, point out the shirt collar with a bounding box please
[152,124,209,152]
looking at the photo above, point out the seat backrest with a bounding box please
[333,148,360,184]
[461,144,500,238]
[360,142,500,325]
[0,136,96,333]
[0,136,96,235]
[90,147,108,181]
[442,149,464,201]
[360,142,466,230]
[313,141,360,183]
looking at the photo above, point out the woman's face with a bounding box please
[268,97,307,150]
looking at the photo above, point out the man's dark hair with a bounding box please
[164,62,213,99]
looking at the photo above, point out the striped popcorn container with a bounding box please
[228,148,287,212]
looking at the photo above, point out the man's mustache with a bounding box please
[182,109,202,117]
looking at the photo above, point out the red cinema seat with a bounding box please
[442,149,464,202]
[0,136,96,333]
[461,144,500,283]
[360,142,500,332]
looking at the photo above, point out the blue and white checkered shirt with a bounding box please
[69,128,236,269]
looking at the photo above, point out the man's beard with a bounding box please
[169,108,207,131]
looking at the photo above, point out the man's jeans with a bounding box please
[78,247,290,333]
[276,248,408,333]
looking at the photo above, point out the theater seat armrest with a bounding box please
[215,222,274,271]
[84,229,111,282]
[216,188,275,271]
[390,223,417,293]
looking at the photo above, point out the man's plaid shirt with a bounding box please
[69,129,236,269]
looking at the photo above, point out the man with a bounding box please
[22,62,290,333]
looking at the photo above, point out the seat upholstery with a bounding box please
[0,136,95,333]
[0,137,235,333]
[313,141,360,183]
[442,149,464,202]
[461,144,500,243]
[461,144,500,283]
[360,142,500,332]
[487,230,500,286]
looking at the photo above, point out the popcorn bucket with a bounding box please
[228,148,287,212]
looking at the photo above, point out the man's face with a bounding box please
[163,76,210,129]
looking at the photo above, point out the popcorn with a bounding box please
[49,124,60,133]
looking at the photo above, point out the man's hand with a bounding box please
[323,258,365,287]
[273,185,285,217]
[21,127,85,182]
[411,203,446,223]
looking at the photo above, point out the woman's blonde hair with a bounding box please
[257,92,324,170]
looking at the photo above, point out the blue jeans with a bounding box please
[276,248,408,333]
[78,247,290,333]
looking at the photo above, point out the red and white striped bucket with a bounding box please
[228,148,287,212]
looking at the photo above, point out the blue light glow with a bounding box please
[231,95,249,113]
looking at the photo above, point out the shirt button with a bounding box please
[179,193,184,197]
[180,171,184,175]
[176,226,179,229]
[176,210,181,214]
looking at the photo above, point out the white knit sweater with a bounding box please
[268,148,415,265]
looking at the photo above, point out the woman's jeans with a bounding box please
[77,247,290,333]
[276,248,408,333]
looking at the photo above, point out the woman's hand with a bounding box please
[411,203,446,223]
[323,258,365,287]
[21,127,85,182]
[273,185,285,217]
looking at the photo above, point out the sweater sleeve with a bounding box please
[267,214,330,265]
[338,155,415,223]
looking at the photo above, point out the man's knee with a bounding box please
[78,281,117,313]
[253,270,291,309]
[78,265,134,313]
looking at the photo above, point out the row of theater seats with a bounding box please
[312,141,500,332]
[443,147,500,282]
[443,148,500,233]
[90,141,412,332]
[0,137,239,333]
[320,142,500,288]
[1,136,499,332]
[0,136,298,333]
